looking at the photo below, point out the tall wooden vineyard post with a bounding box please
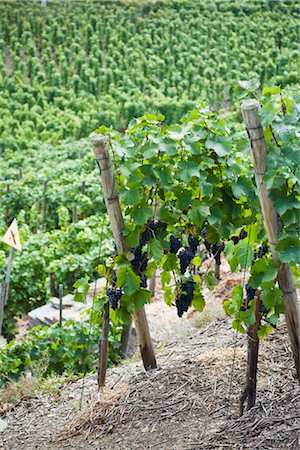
[240,291,262,414]
[0,247,14,334]
[91,134,157,373]
[242,99,300,381]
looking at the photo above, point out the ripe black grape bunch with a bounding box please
[201,227,224,267]
[253,243,269,262]
[106,286,123,310]
[231,228,248,245]
[169,233,200,275]
[139,218,167,246]
[240,283,268,317]
[133,218,167,288]
[105,268,123,310]
[175,279,196,317]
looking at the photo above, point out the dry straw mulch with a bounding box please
[56,323,299,450]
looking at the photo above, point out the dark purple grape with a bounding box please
[260,302,267,315]
[231,236,240,245]
[139,229,151,246]
[131,246,148,273]
[170,235,182,254]
[175,280,196,317]
[259,244,269,258]
[239,229,248,240]
[188,235,199,254]
[178,248,194,274]
[246,284,256,301]
[106,287,123,310]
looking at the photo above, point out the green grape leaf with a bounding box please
[235,240,253,269]
[190,202,210,228]
[178,161,200,183]
[238,78,260,91]
[148,238,164,261]
[203,272,218,291]
[192,292,205,312]
[257,325,274,338]
[133,289,151,311]
[205,136,231,157]
[176,189,192,210]
[133,205,153,225]
[123,188,141,206]
[73,278,89,303]
[117,267,140,296]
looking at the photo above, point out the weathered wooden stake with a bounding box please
[98,302,110,387]
[149,271,156,297]
[120,318,133,358]
[91,134,157,373]
[0,247,14,334]
[42,179,48,225]
[5,182,10,226]
[72,205,78,223]
[242,99,300,380]
[49,272,56,296]
[240,292,261,415]
[59,284,63,326]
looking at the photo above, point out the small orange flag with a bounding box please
[2,219,22,251]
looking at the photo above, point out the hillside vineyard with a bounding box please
[0,0,299,149]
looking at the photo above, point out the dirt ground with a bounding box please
[1,263,299,450]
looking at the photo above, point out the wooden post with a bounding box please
[98,302,110,387]
[91,134,157,371]
[242,99,300,380]
[72,205,78,223]
[42,179,48,225]
[59,284,63,326]
[240,292,261,415]
[120,318,133,358]
[5,182,10,226]
[149,271,156,297]
[0,285,4,334]
[49,272,56,296]
[0,247,14,334]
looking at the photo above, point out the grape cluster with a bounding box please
[240,284,268,318]
[132,246,148,273]
[253,244,269,261]
[201,227,224,265]
[178,247,194,274]
[139,219,167,246]
[175,280,196,317]
[131,246,149,287]
[170,235,182,254]
[240,284,256,311]
[246,283,256,301]
[231,229,248,245]
[188,235,199,254]
[106,287,123,310]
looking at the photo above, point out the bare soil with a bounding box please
[1,264,299,450]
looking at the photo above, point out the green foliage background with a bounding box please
[0,0,299,148]
[0,0,299,382]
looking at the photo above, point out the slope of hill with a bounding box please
[1,272,299,449]
[1,0,299,148]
